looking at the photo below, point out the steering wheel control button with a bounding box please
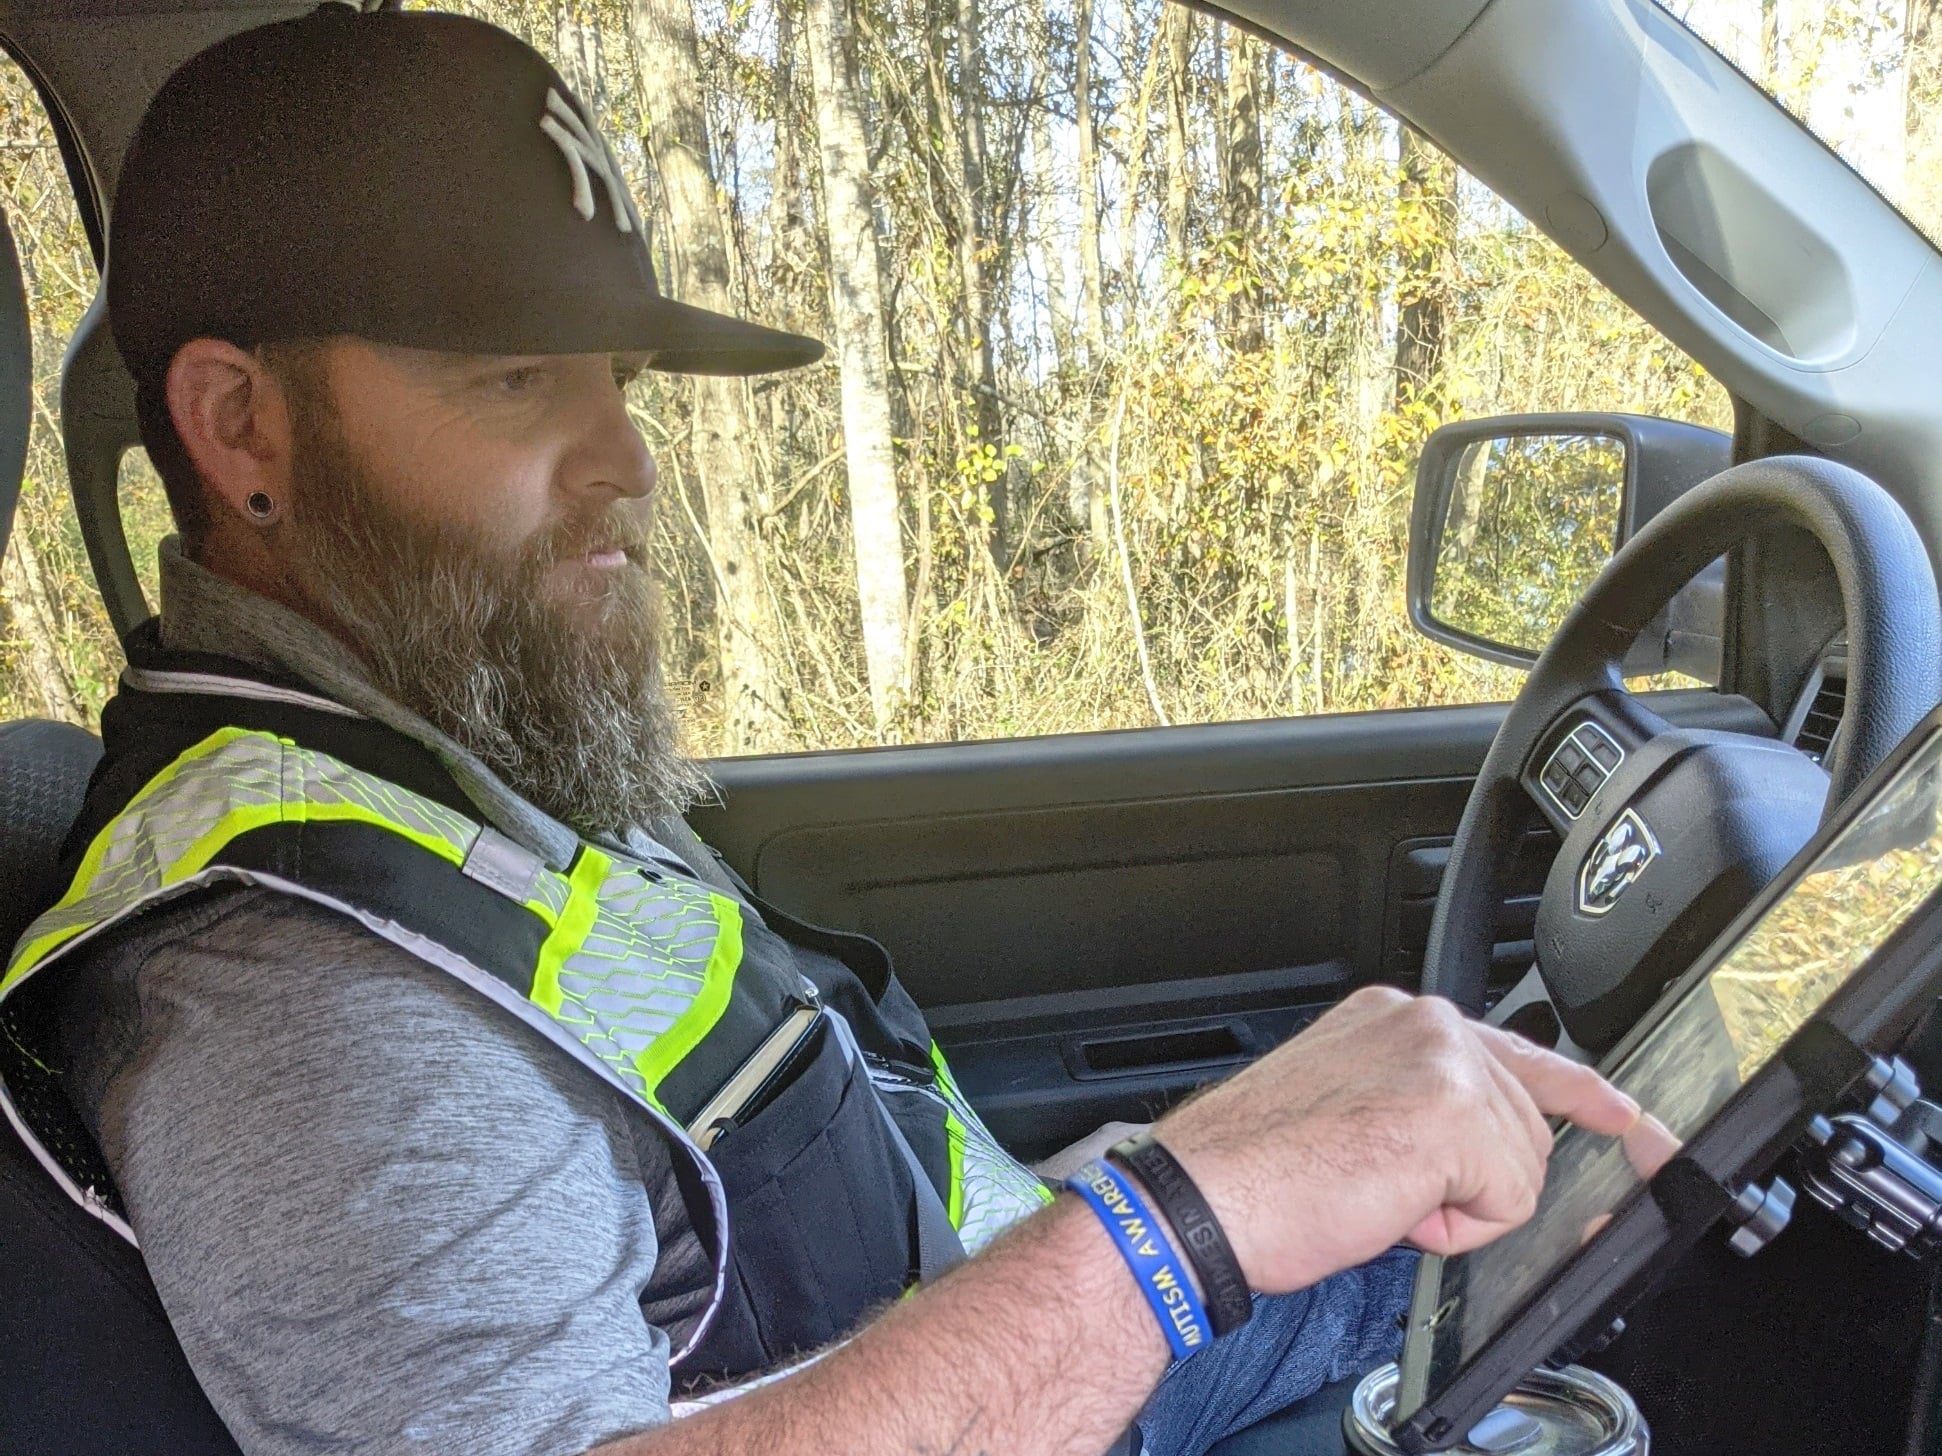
[1540,722,1626,820]
[1577,809,1660,917]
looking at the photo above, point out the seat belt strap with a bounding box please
[826,1009,965,1282]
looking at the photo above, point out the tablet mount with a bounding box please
[1674,1051,1942,1270]
[1544,1035,1939,1377]
[1799,1054,1942,1259]
[1556,1050,1942,1382]
[1677,1050,1942,1270]
[1642,1051,1942,1276]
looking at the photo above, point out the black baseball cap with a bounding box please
[107,3,824,389]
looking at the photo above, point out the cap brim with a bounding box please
[633,295,825,377]
[130,282,826,384]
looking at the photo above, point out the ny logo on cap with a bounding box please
[539,88,643,234]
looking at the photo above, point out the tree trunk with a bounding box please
[553,1,593,107]
[959,0,1007,551]
[927,0,1006,554]
[1164,5,1194,257]
[802,0,910,730]
[2,527,86,724]
[1074,0,1110,358]
[1074,0,1111,552]
[1393,124,1459,411]
[632,0,788,753]
[1447,437,1491,556]
[768,0,811,289]
[1344,106,1392,449]
[1116,10,1168,281]
[1220,27,1263,352]
[1032,64,1077,382]
[1029,61,1090,538]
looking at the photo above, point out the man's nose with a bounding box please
[569,376,657,501]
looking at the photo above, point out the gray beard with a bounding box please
[282,420,707,837]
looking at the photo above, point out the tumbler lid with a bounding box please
[1344,1362,1647,1456]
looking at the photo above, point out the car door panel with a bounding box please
[691,689,1770,1158]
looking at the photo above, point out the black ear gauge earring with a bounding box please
[245,491,277,521]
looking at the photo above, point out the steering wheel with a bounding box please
[1421,456,1942,1056]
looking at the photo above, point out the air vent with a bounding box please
[1795,673,1846,765]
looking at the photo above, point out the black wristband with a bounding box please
[1109,1132,1253,1337]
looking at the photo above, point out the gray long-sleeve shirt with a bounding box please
[50,541,731,1454]
[58,888,709,1455]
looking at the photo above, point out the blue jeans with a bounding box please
[1133,1247,1417,1456]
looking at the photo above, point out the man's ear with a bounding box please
[163,339,296,526]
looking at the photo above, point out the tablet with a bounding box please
[1391,712,1942,1452]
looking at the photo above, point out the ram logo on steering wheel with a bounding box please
[1579,809,1661,918]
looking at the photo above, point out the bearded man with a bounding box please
[0,9,1638,1456]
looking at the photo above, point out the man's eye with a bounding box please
[613,362,644,391]
[499,365,545,393]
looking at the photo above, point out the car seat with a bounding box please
[0,717,243,1454]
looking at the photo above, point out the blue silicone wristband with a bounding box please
[1064,1159,1212,1360]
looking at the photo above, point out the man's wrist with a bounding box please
[1037,1191,1176,1378]
[1062,1160,1214,1361]
[1108,1132,1253,1338]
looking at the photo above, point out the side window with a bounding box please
[477,0,1728,757]
[2,10,1728,746]
[0,57,115,726]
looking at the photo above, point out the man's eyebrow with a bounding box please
[381,346,651,382]
[370,343,530,379]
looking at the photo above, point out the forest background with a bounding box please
[2,0,1935,755]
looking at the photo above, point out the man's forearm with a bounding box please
[608,1195,1169,1456]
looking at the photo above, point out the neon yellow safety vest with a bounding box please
[1,654,1050,1385]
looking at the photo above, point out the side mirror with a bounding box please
[1407,413,1733,679]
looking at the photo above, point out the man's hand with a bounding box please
[1153,986,1641,1294]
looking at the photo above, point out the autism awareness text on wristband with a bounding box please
[1064,1159,1211,1361]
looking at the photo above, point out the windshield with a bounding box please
[1658,0,1942,245]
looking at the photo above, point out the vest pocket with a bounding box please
[686,1011,919,1385]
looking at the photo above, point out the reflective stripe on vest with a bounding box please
[925,1043,1053,1254]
